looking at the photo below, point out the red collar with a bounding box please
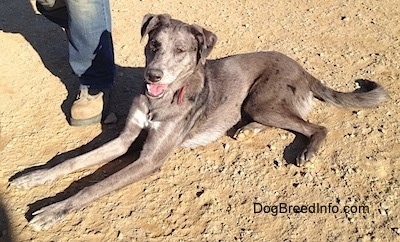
[175,86,186,105]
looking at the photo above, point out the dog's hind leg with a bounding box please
[244,105,327,166]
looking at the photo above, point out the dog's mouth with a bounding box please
[145,83,169,98]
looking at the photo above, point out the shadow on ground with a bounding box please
[0,199,12,242]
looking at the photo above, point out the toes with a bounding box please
[296,148,315,166]
[234,129,247,140]
[10,176,35,189]
[29,204,68,231]
[10,170,52,189]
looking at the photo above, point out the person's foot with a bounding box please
[69,85,109,126]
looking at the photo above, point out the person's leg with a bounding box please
[36,0,115,126]
[65,0,115,90]
[37,0,115,89]
[65,0,115,126]
[36,0,68,28]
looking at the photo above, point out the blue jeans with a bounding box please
[36,0,115,89]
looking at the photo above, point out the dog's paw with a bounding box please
[233,128,252,140]
[234,122,266,140]
[10,169,53,189]
[29,202,69,231]
[296,148,315,166]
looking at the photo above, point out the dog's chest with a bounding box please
[181,127,226,148]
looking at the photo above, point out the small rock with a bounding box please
[358,235,372,242]
[273,159,281,168]
[392,228,400,235]
[223,143,230,152]
[352,110,362,116]
[341,16,350,21]
[104,112,118,124]
[379,209,387,216]
[380,202,389,210]
[117,231,124,240]
[304,162,315,168]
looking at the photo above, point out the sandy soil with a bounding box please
[1,0,399,241]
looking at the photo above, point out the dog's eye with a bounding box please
[149,40,160,52]
[175,47,186,54]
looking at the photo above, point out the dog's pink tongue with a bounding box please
[147,84,168,96]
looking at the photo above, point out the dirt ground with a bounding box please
[1,0,399,241]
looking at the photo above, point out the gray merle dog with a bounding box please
[10,14,388,230]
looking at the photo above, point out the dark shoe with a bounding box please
[70,85,110,126]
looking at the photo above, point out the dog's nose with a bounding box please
[146,69,164,82]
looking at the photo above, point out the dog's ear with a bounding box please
[190,24,217,64]
[141,14,171,41]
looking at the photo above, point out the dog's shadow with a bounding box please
[282,132,309,165]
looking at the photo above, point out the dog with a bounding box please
[10,14,388,231]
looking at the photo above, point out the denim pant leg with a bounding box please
[36,0,115,89]
[66,0,115,89]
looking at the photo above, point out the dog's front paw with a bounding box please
[29,202,70,231]
[10,169,54,189]
[296,148,315,166]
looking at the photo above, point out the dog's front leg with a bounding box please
[11,95,150,189]
[27,120,183,231]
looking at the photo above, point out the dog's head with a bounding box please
[140,14,217,98]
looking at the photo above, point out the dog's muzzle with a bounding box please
[144,68,168,98]
[146,83,168,98]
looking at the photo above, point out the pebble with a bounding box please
[358,235,372,242]
[104,112,118,124]
[273,159,282,168]
[304,162,315,169]
[380,202,389,210]
[223,143,230,152]
[117,231,124,240]
[352,110,362,117]
[341,16,350,21]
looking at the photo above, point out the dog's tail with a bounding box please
[308,74,388,108]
